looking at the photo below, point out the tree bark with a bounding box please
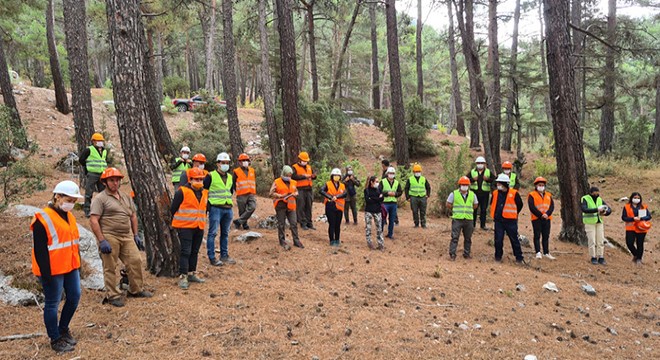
[598,0,616,155]
[385,0,409,167]
[201,0,217,93]
[571,0,583,123]
[0,36,28,149]
[543,0,589,245]
[416,0,423,102]
[502,0,520,151]
[301,1,319,102]
[106,0,180,276]
[222,0,244,160]
[653,73,660,155]
[447,0,464,136]
[369,2,380,109]
[487,0,502,169]
[538,0,552,124]
[154,32,164,101]
[298,12,308,93]
[330,0,361,101]
[63,0,95,159]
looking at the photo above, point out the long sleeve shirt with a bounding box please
[364,187,384,213]
[342,174,361,197]
[203,171,235,209]
[378,178,403,198]
[269,179,299,198]
[621,204,652,222]
[404,177,431,199]
[32,205,69,282]
[466,168,492,193]
[581,195,612,223]
[320,181,349,201]
[493,190,523,222]
[169,157,192,171]
[170,185,205,215]
[527,192,555,219]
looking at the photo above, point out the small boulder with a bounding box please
[581,284,596,296]
[257,215,278,230]
[518,235,531,248]
[543,282,559,292]
[234,231,263,243]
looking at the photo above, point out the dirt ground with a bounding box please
[0,86,658,359]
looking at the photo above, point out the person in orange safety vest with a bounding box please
[320,168,347,247]
[232,153,257,230]
[490,173,524,263]
[270,165,303,250]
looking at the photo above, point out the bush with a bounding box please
[0,105,28,163]
[431,143,472,217]
[381,97,438,157]
[614,115,651,160]
[163,76,189,98]
[0,155,47,210]
[161,96,177,115]
[103,78,113,89]
[311,159,369,209]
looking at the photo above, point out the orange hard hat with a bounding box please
[636,220,652,232]
[192,153,207,162]
[298,151,310,162]
[413,164,422,172]
[101,167,124,180]
[238,153,250,161]
[188,167,206,179]
[533,176,548,185]
[502,161,513,169]
[91,133,105,141]
[458,176,471,185]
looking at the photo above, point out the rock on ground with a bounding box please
[234,231,263,243]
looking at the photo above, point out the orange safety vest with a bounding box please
[529,191,553,221]
[292,163,313,188]
[624,203,648,233]
[323,181,346,212]
[273,178,297,210]
[30,207,81,277]
[172,186,208,229]
[233,167,256,196]
[490,189,519,220]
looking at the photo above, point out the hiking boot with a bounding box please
[279,239,291,250]
[51,337,74,353]
[233,220,241,229]
[188,273,205,283]
[536,252,542,259]
[590,257,598,265]
[449,254,456,261]
[463,254,472,260]
[210,258,224,266]
[220,256,236,265]
[307,224,317,230]
[414,224,419,228]
[300,224,309,231]
[59,330,77,346]
[367,242,375,250]
[293,239,305,248]
[377,244,385,251]
[243,223,250,230]
[128,290,153,298]
[544,253,556,260]
[178,274,189,290]
[598,257,606,265]
[104,297,124,307]
[515,258,528,266]
[494,257,502,263]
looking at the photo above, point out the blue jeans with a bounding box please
[39,269,81,341]
[383,202,398,238]
[207,206,233,260]
[494,221,523,261]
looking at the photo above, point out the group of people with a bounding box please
[30,134,652,353]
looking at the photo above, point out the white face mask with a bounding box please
[220,164,230,172]
[476,164,484,170]
[414,172,421,177]
[632,198,641,204]
[373,182,380,188]
[460,186,469,192]
[347,171,353,175]
[241,161,249,168]
[504,170,511,175]
[181,154,189,160]
[537,186,545,192]
[388,174,395,179]
[96,141,104,148]
[60,202,75,212]
[198,164,205,170]
[300,161,307,166]
[282,176,291,182]
[497,185,506,192]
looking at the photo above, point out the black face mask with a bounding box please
[591,194,599,199]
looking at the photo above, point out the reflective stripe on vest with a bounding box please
[208,171,233,205]
[470,169,491,192]
[86,145,107,173]
[323,181,346,212]
[234,167,256,196]
[581,195,603,224]
[30,208,81,276]
[172,157,191,183]
[452,190,474,220]
[408,176,427,197]
[490,189,519,220]
[172,186,208,229]
[292,163,312,188]
[382,179,399,203]
[273,178,297,210]
[624,203,648,233]
[529,191,553,221]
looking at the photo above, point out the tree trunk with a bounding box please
[33,61,46,88]
[487,0,502,169]
[106,0,180,276]
[63,0,95,159]
[302,1,319,102]
[538,0,552,124]
[330,0,361,101]
[259,0,282,177]
[653,73,660,155]
[543,0,589,245]
[598,0,616,155]
[240,61,248,106]
[0,36,28,149]
[46,0,71,114]
[447,0,464,136]
[298,12,308,93]
[202,0,217,93]
[369,2,380,109]
[502,0,520,151]
[571,0,583,123]
[416,0,423,102]
[154,32,164,101]
[222,0,244,160]
[385,0,409,167]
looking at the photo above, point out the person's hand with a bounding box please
[379,194,383,198]
[331,196,337,201]
[134,235,145,251]
[99,239,112,254]
[388,192,395,197]
[634,216,640,221]
[542,213,549,220]
[40,274,52,285]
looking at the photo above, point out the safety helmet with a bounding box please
[282,165,293,176]
[502,161,513,169]
[52,180,84,199]
[533,176,548,185]
[298,152,310,162]
[180,146,191,153]
[636,221,652,232]
[331,168,342,176]
[386,166,396,174]
[91,133,105,141]
[413,164,422,172]
[475,156,486,163]
[458,176,471,185]
[192,153,207,163]
[216,152,231,162]
[238,153,250,161]
[188,167,206,179]
[101,167,125,180]
[495,174,510,183]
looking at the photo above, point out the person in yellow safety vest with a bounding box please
[320,168,348,246]
[291,151,317,230]
[405,163,431,228]
[179,153,207,187]
[171,167,208,290]
[379,166,403,240]
[79,132,108,218]
[31,181,84,353]
[204,152,236,266]
[170,146,192,190]
[581,186,612,265]
[232,153,257,230]
[269,165,303,250]
[446,176,479,260]
[466,156,492,230]
[621,192,652,266]
[490,174,525,263]
[500,161,519,190]
[528,177,555,260]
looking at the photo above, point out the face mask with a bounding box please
[347,171,353,175]
[373,182,380,188]
[476,164,484,170]
[282,176,291,182]
[591,194,599,198]
[220,164,230,172]
[537,186,545,192]
[96,141,104,148]
[198,164,205,170]
[191,182,203,190]
[59,202,75,212]
[497,185,506,192]
[632,198,641,204]
[181,154,189,160]
[241,161,249,168]
[332,175,341,182]
[504,170,511,175]
[300,161,307,166]
[414,172,421,177]
[388,174,395,179]
[460,186,469,192]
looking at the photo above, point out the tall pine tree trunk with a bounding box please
[447,0,464,136]
[487,0,502,169]
[203,0,217,93]
[302,1,319,102]
[416,0,423,102]
[369,2,380,109]
[538,0,552,124]
[106,0,180,276]
[330,0,361,101]
[222,0,244,159]
[653,73,660,155]
[502,0,520,151]
[571,0,583,123]
[598,0,616,155]
[0,36,28,149]
[543,0,589,245]
[385,0,409,166]
[154,32,164,101]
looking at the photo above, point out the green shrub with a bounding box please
[381,97,438,157]
[614,115,651,160]
[586,157,618,178]
[431,142,472,216]
[0,155,47,210]
[161,96,177,115]
[533,158,557,178]
[253,162,272,197]
[0,105,28,162]
[163,76,190,98]
[103,78,113,89]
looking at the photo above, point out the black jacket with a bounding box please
[364,187,383,213]
[493,189,523,222]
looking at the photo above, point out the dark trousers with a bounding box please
[326,204,343,242]
[494,220,523,261]
[450,219,474,256]
[39,269,81,341]
[625,231,646,260]
[473,191,489,228]
[236,194,257,225]
[344,195,358,223]
[83,172,105,215]
[410,196,427,226]
[296,187,313,227]
[532,219,551,254]
[276,205,299,242]
[178,228,204,275]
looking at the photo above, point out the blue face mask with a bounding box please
[282,176,291,182]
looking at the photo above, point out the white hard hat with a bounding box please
[180,146,190,153]
[386,166,396,174]
[495,174,510,183]
[331,168,342,176]
[475,156,486,163]
[52,180,84,199]
[216,152,231,161]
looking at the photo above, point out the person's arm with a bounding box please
[32,220,52,283]
[130,212,139,236]
[601,200,612,216]
[581,198,597,213]
[290,165,306,181]
[404,180,411,200]
[546,198,555,217]
[269,182,280,198]
[179,171,190,187]
[395,182,404,198]
[473,192,479,209]
[378,182,384,193]
[337,186,348,199]
[78,147,90,167]
[528,194,543,218]
[466,171,474,182]
[319,183,332,200]
[515,192,524,213]
[425,180,431,197]
[203,174,211,190]
[230,175,236,194]
[621,207,634,222]
[169,158,183,170]
[89,215,106,243]
[171,189,184,216]
[446,192,454,210]
[354,177,361,187]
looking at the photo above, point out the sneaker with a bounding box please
[300,224,309,231]
[178,274,189,290]
[535,252,542,259]
[104,297,124,307]
[421,225,427,229]
[377,244,385,251]
[59,330,77,346]
[544,253,556,260]
[51,337,74,353]
[279,239,291,250]
[414,224,419,228]
[187,273,205,283]
[598,257,606,265]
[243,223,250,230]
[635,259,643,266]
[590,257,598,265]
[463,254,472,259]
[367,242,375,250]
[128,290,153,298]
[233,220,241,229]
[210,258,224,266]
[220,256,236,265]
[307,224,317,230]
[293,239,305,248]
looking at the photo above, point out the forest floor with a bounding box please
[0,86,658,359]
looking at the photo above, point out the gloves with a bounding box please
[134,235,145,251]
[99,239,112,254]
